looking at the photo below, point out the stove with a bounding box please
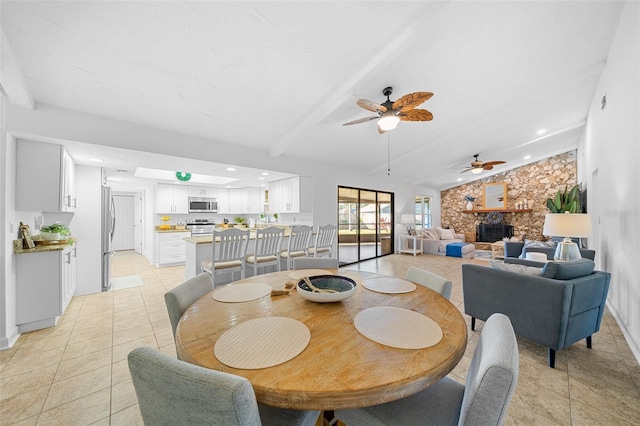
[186,219,216,235]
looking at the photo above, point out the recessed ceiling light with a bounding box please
[226,167,236,172]
[89,158,102,162]
[261,172,269,176]
[108,177,122,182]
[524,155,531,160]
[457,177,463,182]
[258,177,265,180]
[536,129,546,135]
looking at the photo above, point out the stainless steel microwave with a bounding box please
[188,197,218,213]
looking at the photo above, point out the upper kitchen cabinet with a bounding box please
[155,184,188,213]
[217,188,242,214]
[268,177,312,213]
[188,186,218,198]
[17,140,76,212]
[241,188,261,214]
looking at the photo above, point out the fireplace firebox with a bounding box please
[476,224,513,242]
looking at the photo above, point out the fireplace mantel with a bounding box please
[462,209,532,213]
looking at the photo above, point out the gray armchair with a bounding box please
[462,259,610,367]
[504,241,595,260]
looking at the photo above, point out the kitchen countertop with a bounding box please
[184,227,295,244]
[14,240,76,254]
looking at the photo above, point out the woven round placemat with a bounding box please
[214,317,310,369]
[212,283,272,303]
[354,307,443,349]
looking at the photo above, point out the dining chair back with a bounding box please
[246,226,284,276]
[405,266,452,300]
[201,228,249,288]
[293,257,339,270]
[335,313,519,426]
[308,224,337,257]
[128,346,320,426]
[281,225,313,270]
[164,272,212,356]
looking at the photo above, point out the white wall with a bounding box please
[579,0,640,361]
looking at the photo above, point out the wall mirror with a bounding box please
[483,182,507,210]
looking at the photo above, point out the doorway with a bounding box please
[337,186,393,265]
[112,192,143,253]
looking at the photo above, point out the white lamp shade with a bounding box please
[400,214,414,225]
[378,115,400,131]
[542,213,592,238]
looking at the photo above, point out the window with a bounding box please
[414,196,432,230]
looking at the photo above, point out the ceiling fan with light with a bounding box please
[461,154,506,174]
[342,87,434,133]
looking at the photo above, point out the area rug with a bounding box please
[109,275,144,291]
[474,250,493,261]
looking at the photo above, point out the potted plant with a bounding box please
[546,185,582,213]
[234,217,246,227]
[463,195,476,211]
[40,222,70,241]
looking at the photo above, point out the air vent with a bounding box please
[116,169,128,174]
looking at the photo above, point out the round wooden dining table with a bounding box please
[176,269,467,411]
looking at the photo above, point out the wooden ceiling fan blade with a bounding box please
[357,99,387,113]
[460,168,472,174]
[399,109,433,121]
[342,116,379,126]
[483,161,506,167]
[483,165,494,170]
[392,92,433,110]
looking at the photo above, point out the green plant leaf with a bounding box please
[546,199,558,212]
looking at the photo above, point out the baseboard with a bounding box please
[0,327,21,350]
[606,300,640,364]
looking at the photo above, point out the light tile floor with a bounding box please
[1,251,638,425]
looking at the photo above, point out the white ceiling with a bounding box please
[1,1,625,190]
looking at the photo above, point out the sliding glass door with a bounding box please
[338,186,394,265]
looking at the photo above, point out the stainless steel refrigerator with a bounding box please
[101,186,116,291]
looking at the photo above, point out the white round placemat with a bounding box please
[354,307,443,349]
[363,277,417,294]
[288,269,333,280]
[212,283,272,303]
[214,317,310,369]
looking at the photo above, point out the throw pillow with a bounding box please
[436,227,456,240]
[490,260,543,276]
[421,229,438,240]
[524,239,557,248]
[541,259,595,280]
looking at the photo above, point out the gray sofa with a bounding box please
[420,227,466,255]
[462,259,610,367]
[504,241,595,260]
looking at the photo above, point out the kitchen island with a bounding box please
[183,227,294,281]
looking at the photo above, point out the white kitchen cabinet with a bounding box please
[241,188,261,213]
[217,188,230,214]
[188,186,218,198]
[155,184,189,213]
[268,177,312,213]
[154,231,190,266]
[16,140,77,212]
[228,189,242,213]
[16,244,77,332]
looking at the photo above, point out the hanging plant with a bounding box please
[176,172,191,182]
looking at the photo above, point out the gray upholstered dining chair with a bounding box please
[246,226,284,276]
[293,257,339,270]
[164,272,212,358]
[405,266,452,300]
[281,225,313,270]
[335,313,519,426]
[128,346,320,426]
[201,228,249,288]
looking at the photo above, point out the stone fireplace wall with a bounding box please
[440,151,578,242]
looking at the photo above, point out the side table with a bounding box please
[399,235,422,256]
[491,241,505,259]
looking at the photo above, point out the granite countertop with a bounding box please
[184,227,298,244]
[155,226,189,233]
[14,240,76,254]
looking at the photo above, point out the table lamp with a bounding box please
[401,214,414,235]
[542,213,592,261]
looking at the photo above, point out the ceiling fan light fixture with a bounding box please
[378,114,400,131]
[471,167,484,174]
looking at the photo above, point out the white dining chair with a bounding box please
[405,266,452,300]
[335,313,519,426]
[293,257,339,270]
[308,224,337,258]
[201,228,249,288]
[128,346,320,426]
[281,225,313,270]
[246,226,284,276]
